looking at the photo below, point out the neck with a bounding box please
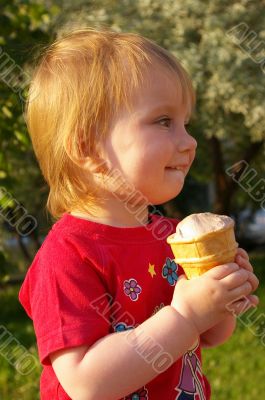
[71,196,150,228]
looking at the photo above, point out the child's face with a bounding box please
[101,67,197,205]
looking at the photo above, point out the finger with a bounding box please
[221,268,249,290]
[227,295,259,316]
[235,255,253,272]
[247,272,259,292]
[247,294,259,306]
[205,263,239,280]
[228,281,252,301]
[226,297,253,316]
[236,248,249,261]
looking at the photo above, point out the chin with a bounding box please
[148,188,183,206]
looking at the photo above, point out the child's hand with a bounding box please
[229,247,259,312]
[171,261,259,336]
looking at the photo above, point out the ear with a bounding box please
[82,155,109,174]
[64,129,110,174]
[78,138,110,174]
[67,147,109,174]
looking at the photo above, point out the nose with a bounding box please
[176,128,197,153]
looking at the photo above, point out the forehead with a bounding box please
[128,66,189,115]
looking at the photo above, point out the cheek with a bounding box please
[105,129,171,186]
[128,157,167,196]
[130,144,167,177]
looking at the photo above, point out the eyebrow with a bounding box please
[148,104,177,114]
[147,104,191,121]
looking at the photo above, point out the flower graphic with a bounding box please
[114,322,134,332]
[124,278,142,301]
[162,257,179,286]
[124,386,148,400]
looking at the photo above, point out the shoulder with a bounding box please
[19,215,107,318]
[35,214,103,269]
[20,214,105,296]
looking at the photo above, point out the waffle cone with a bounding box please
[167,224,238,279]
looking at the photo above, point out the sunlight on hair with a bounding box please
[26,27,195,218]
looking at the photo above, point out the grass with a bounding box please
[0,285,41,399]
[0,250,264,399]
[203,249,265,399]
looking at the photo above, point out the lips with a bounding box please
[166,165,188,172]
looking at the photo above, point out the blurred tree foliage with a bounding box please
[49,0,265,213]
[0,0,264,279]
[0,0,60,281]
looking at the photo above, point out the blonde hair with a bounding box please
[26,27,195,218]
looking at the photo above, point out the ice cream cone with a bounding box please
[167,213,238,279]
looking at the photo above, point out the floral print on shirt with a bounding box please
[124,386,149,400]
[124,278,142,301]
[162,257,179,286]
[114,322,134,332]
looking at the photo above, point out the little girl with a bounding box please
[19,27,259,400]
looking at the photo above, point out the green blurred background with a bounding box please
[0,0,264,399]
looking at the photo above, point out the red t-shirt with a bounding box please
[19,213,211,399]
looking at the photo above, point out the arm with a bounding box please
[50,306,198,400]
[200,315,236,348]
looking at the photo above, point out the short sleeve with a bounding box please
[19,233,112,365]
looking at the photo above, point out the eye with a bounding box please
[157,117,171,128]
